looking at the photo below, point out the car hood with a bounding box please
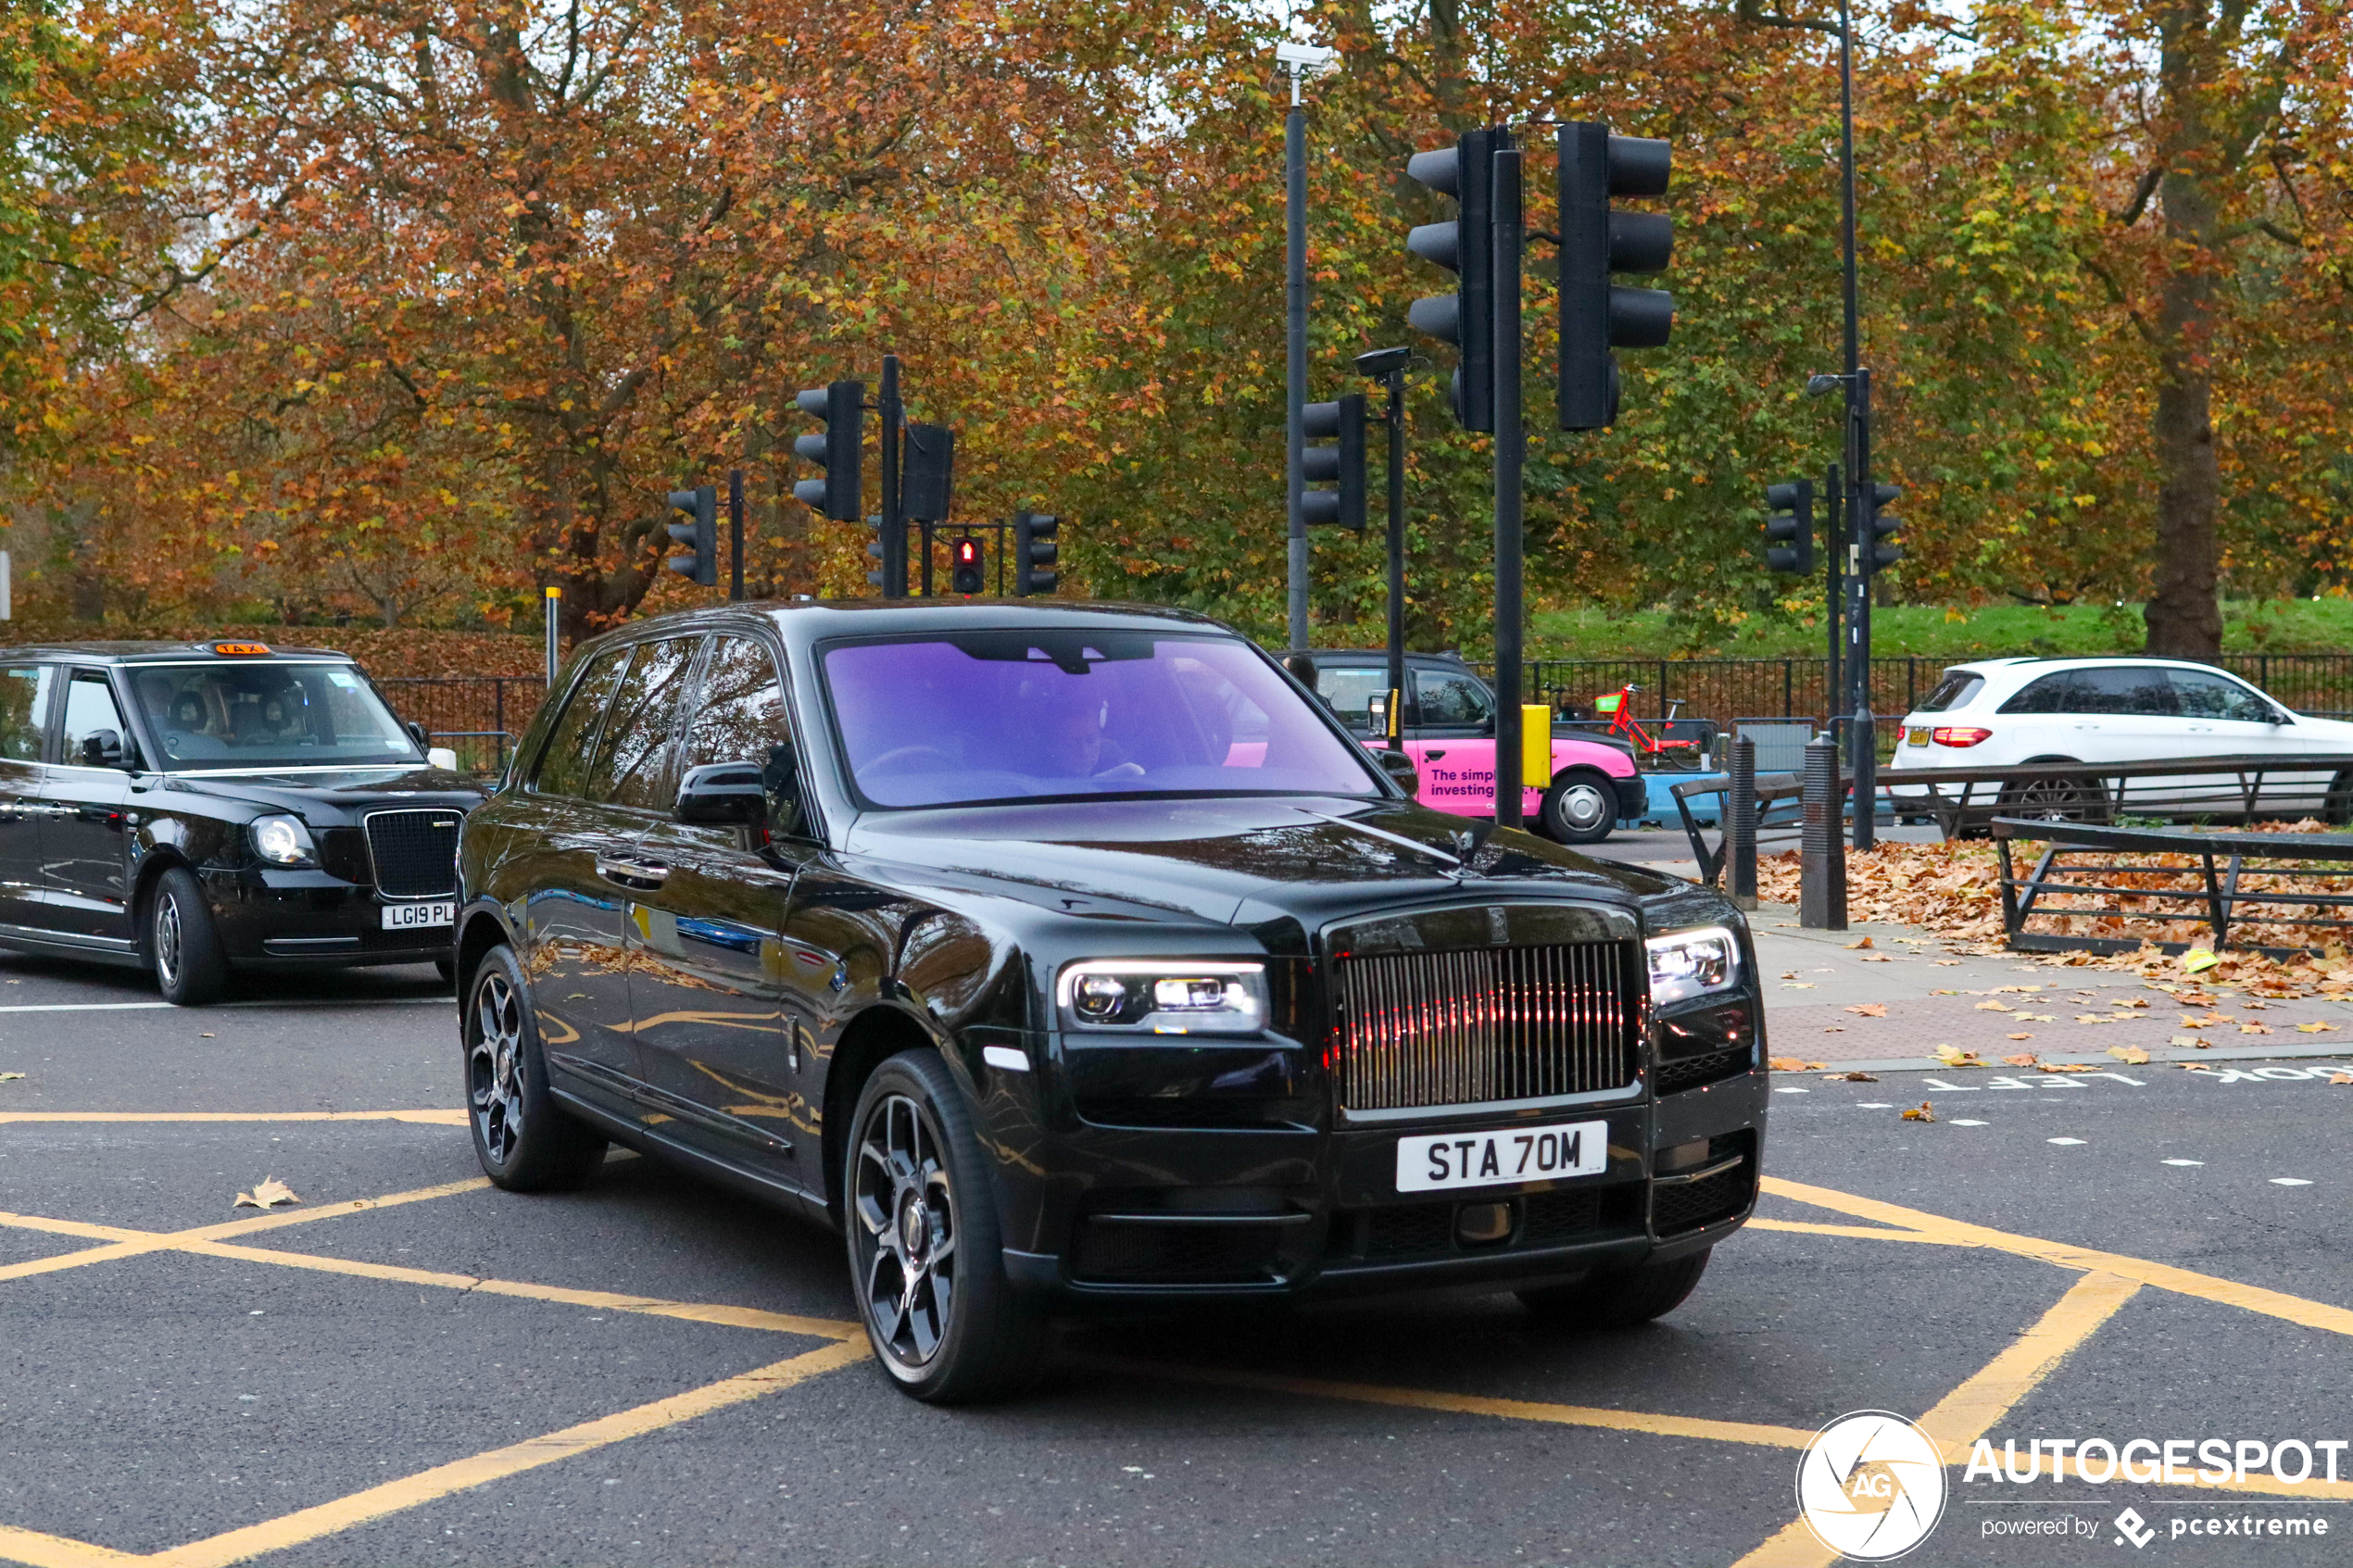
[136,765,485,821]
[842,796,1681,931]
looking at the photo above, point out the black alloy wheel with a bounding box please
[1541,770,1619,845]
[1517,1247,1711,1329]
[2326,769,2353,827]
[147,866,228,1007]
[846,1049,1044,1403]
[464,945,607,1191]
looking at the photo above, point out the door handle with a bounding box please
[595,855,671,889]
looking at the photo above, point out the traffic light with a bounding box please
[1557,123,1674,432]
[1764,480,1814,575]
[1865,483,1902,570]
[1301,394,1366,529]
[665,484,717,586]
[904,423,954,523]
[1013,511,1059,596]
[864,514,889,591]
[950,536,984,596]
[791,381,863,521]
[1404,129,1500,432]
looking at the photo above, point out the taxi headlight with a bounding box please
[250,814,317,867]
[1057,961,1268,1035]
[1645,925,1739,1008]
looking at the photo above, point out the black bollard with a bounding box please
[1851,704,1877,852]
[1728,734,1757,911]
[1801,732,1847,931]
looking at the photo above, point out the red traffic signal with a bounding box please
[950,535,984,596]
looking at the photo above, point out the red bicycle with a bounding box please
[1592,684,1709,770]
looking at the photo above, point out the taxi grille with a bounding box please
[364,809,462,898]
[1331,942,1638,1112]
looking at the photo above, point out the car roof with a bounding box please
[561,597,1238,660]
[1285,648,1473,667]
[0,640,357,665]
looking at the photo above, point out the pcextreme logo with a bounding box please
[1796,1411,1950,1562]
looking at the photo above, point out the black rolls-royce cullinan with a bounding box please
[452,601,1766,1402]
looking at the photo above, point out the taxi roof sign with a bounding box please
[209,641,273,657]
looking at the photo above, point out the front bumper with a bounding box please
[200,865,453,968]
[988,1054,1767,1305]
[1613,775,1649,822]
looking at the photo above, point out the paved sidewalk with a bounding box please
[1749,906,2353,1071]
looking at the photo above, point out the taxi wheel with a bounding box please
[1516,1248,1710,1330]
[465,945,607,1191]
[1541,771,1619,845]
[846,1049,1045,1404]
[147,866,227,1007]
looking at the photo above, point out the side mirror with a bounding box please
[1373,746,1419,799]
[81,729,126,769]
[676,760,768,827]
[405,721,431,750]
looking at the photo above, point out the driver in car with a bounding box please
[1037,696,1142,782]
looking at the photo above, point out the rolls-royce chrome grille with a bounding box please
[1331,942,1638,1112]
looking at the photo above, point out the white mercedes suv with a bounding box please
[1886,657,2353,819]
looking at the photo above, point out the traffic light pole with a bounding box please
[1491,138,1524,831]
[880,354,904,598]
[1846,366,1875,850]
[1382,365,1407,746]
[1825,460,1843,729]
[1284,94,1310,652]
[727,470,745,602]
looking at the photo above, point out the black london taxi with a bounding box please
[452,601,1765,1403]
[0,641,484,1004]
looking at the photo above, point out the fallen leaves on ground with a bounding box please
[0,1071,23,1083]
[1902,1101,1937,1122]
[1847,936,1875,949]
[1822,1071,1879,1082]
[1859,954,1894,962]
[1769,1057,1829,1072]
[2001,1053,2037,1067]
[233,1177,300,1210]
[2171,1035,2211,1047]
[2297,1021,2340,1034]
[2183,947,2221,973]
[1845,1003,1888,1017]
[2007,1032,2034,1040]
[2039,1061,2100,1073]
[2240,1023,2272,1035]
[2329,1073,2353,1085]
[2107,1045,2152,1064]
[1976,1000,2015,1013]
[1933,1045,1985,1067]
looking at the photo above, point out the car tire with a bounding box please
[2326,770,2353,827]
[846,1047,1046,1404]
[464,944,608,1192]
[1516,1248,1710,1329]
[1996,762,2109,825]
[147,866,228,1007]
[1541,770,1619,845]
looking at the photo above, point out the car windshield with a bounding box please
[126,661,423,771]
[821,630,1382,808]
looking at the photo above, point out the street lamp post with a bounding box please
[1353,345,1414,745]
[1277,42,1337,654]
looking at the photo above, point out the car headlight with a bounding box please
[1056,960,1268,1036]
[250,814,317,867]
[1645,925,1739,1008]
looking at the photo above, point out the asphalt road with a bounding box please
[2,941,2348,1568]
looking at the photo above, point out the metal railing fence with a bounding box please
[378,675,549,777]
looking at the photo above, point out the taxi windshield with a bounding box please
[127,661,423,771]
[820,631,1380,809]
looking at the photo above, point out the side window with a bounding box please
[2170,670,2275,723]
[530,648,628,797]
[1998,672,2079,715]
[0,665,53,761]
[585,638,698,809]
[2075,666,2175,717]
[679,636,790,771]
[59,672,131,765]
[1315,667,1387,731]
[1416,670,1493,727]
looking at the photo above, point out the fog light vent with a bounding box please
[1454,1201,1516,1248]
